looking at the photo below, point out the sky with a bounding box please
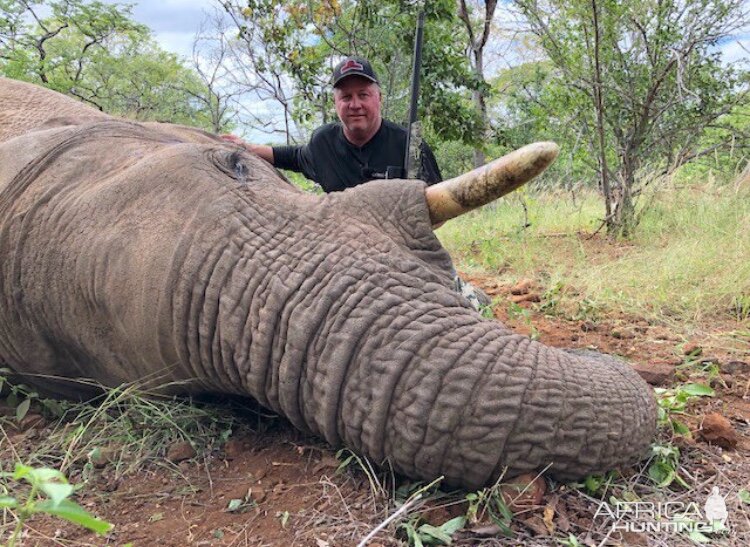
[122,0,750,65]
[120,0,223,60]
[116,0,749,143]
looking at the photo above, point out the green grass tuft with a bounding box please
[436,182,750,325]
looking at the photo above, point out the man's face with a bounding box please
[333,77,382,143]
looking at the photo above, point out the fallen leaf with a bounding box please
[543,504,555,533]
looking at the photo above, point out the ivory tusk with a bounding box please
[425,142,559,225]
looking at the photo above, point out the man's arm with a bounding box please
[220,135,275,164]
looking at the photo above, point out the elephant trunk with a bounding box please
[171,180,657,490]
[274,293,655,490]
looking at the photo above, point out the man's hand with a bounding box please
[220,134,247,147]
[220,135,275,165]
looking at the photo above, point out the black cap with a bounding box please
[332,57,379,88]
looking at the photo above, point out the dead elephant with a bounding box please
[0,77,656,490]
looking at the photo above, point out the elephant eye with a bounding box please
[232,153,248,182]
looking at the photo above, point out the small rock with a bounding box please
[500,473,546,512]
[167,441,196,463]
[312,455,340,474]
[698,413,738,449]
[251,486,267,503]
[631,361,675,386]
[522,515,550,536]
[510,293,541,304]
[619,531,649,545]
[611,329,635,340]
[722,361,750,375]
[89,447,116,469]
[581,321,598,332]
[510,279,535,295]
[103,478,120,492]
[223,438,245,459]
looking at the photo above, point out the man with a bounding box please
[222,56,442,192]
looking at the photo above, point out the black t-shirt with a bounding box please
[272,120,442,192]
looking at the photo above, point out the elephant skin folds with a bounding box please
[0,77,657,490]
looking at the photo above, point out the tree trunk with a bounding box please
[472,88,487,167]
[610,161,636,238]
[457,0,498,169]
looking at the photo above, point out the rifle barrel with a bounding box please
[404,10,425,179]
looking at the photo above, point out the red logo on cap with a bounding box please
[340,59,364,74]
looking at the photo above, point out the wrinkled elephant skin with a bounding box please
[0,78,656,489]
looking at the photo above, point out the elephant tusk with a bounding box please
[425,141,559,225]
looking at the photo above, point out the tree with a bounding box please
[189,8,245,133]
[0,0,145,88]
[0,0,230,131]
[457,0,499,167]
[514,0,750,237]
[220,0,482,146]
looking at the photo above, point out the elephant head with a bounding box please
[0,77,656,490]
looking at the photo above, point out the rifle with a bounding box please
[403,9,425,180]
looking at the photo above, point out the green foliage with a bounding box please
[655,382,715,436]
[225,0,480,145]
[577,470,617,496]
[558,534,583,547]
[464,484,514,536]
[438,182,750,324]
[0,0,229,131]
[400,515,466,546]
[0,464,112,545]
[0,372,236,485]
[647,443,689,489]
[646,382,714,489]
[511,0,749,236]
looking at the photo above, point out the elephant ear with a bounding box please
[325,179,458,290]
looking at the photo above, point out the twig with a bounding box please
[356,492,423,547]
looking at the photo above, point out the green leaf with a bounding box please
[417,523,452,544]
[40,482,75,506]
[680,383,714,397]
[402,522,423,547]
[647,461,675,488]
[0,496,18,508]
[671,419,691,436]
[36,499,113,534]
[12,463,32,480]
[15,397,31,422]
[336,454,355,472]
[26,467,67,486]
[738,490,750,504]
[226,499,244,512]
[439,516,466,535]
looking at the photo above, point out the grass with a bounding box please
[0,381,237,480]
[436,180,750,326]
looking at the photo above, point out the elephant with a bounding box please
[0,77,656,490]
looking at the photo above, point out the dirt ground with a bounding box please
[1,272,749,546]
